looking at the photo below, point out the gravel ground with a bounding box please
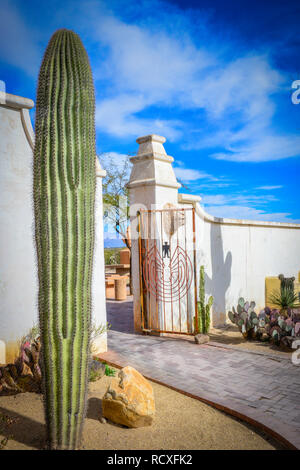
[0,367,283,450]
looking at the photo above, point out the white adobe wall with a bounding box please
[128,134,300,332]
[0,93,107,363]
[179,195,300,326]
[0,94,37,363]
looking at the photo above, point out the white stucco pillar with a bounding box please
[0,93,107,364]
[92,160,108,354]
[127,134,181,332]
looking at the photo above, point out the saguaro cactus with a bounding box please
[33,29,96,449]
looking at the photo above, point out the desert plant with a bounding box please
[33,29,96,449]
[19,324,40,348]
[89,362,116,381]
[228,298,259,339]
[104,248,121,265]
[105,364,116,377]
[0,322,109,397]
[228,297,300,348]
[259,307,300,348]
[90,322,111,350]
[89,359,105,382]
[268,286,300,313]
[0,338,42,395]
[194,265,213,334]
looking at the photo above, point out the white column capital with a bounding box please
[128,134,180,191]
[96,157,106,178]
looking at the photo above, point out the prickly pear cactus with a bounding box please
[33,29,96,449]
[260,307,300,348]
[228,298,259,339]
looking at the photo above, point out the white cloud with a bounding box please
[256,185,283,190]
[201,192,299,223]
[0,1,41,77]
[84,6,298,163]
[96,94,183,140]
[91,11,211,140]
[174,167,214,182]
[3,0,299,164]
[93,13,212,102]
[98,151,131,172]
[202,193,277,206]
[211,134,300,162]
[92,9,299,163]
[187,55,281,121]
[204,204,300,223]
[83,4,289,156]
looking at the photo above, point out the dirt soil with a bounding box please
[0,368,283,450]
[209,325,292,357]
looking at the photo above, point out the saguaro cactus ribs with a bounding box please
[33,29,96,449]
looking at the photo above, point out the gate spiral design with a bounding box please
[143,244,193,302]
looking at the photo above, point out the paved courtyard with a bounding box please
[100,299,300,449]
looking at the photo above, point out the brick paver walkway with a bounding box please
[102,299,300,449]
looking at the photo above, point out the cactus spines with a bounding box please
[229,299,300,348]
[194,265,213,334]
[33,29,96,449]
[228,298,259,339]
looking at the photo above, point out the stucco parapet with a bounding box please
[127,177,181,189]
[130,152,174,163]
[178,193,202,203]
[194,201,300,229]
[1,93,34,110]
[95,158,106,178]
[136,134,166,144]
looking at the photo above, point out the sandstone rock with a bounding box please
[194,333,209,344]
[102,366,155,428]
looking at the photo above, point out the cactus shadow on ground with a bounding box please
[0,406,45,450]
[87,397,103,421]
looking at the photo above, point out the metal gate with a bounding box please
[138,208,198,335]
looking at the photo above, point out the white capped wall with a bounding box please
[0,94,107,363]
[182,199,300,326]
[129,134,300,331]
[0,94,36,362]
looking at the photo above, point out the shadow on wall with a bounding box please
[205,222,232,326]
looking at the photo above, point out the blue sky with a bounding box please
[1,0,300,222]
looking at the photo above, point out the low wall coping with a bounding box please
[1,93,34,110]
[180,194,300,229]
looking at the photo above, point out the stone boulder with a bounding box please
[194,333,209,344]
[102,366,155,428]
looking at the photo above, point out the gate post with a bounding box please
[93,159,108,353]
[127,134,181,332]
